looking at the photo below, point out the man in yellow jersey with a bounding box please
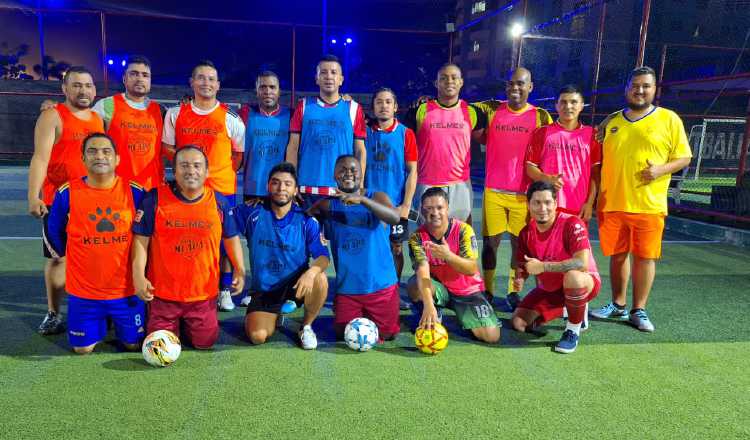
[473,68,552,311]
[590,66,691,332]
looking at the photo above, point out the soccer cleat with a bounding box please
[218,289,235,311]
[280,300,298,315]
[239,295,252,307]
[554,330,579,354]
[589,302,629,320]
[38,311,64,335]
[399,297,412,311]
[299,325,318,350]
[629,309,655,332]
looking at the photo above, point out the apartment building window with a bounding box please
[472,1,486,15]
[473,41,480,53]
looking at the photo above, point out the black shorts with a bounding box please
[246,266,308,315]
[389,218,409,243]
[41,208,59,259]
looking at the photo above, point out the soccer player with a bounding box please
[46,133,145,354]
[131,146,245,349]
[364,87,418,303]
[286,54,367,205]
[407,188,500,344]
[238,71,290,202]
[511,181,601,354]
[406,63,485,223]
[162,60,245,311]
[39,56,164,190]
[590,66,692,332]
[28,65,104,335]
[526,84,601,220]
[234,163,329,349]
[473,67,552,311]
[307,155,402,341]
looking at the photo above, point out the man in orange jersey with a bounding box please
[46,133,146,354]
[28,65,104,335]
[162,60,245,312]
[40,56,165,190]
[473,67,552,311]
[132,146,245,349]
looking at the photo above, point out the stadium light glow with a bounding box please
[509,22,525,38]
[121,60,126,67]
[331,38,337,44]
[345,37,353,44]
[107,59,114,65]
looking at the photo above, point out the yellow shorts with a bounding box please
[482,189,528,237]
[598,211,665,259]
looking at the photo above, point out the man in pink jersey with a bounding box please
[526,84,601,220]
[511,181,601,354]
[474,68,552,311]
[406,63,485,223]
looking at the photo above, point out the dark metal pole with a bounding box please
[100,12,109,95]
[589,2,607,124]
[636,0,652,67]
[291,26,296,107]
[448,33,453,63]
[656,44,667,105]
[737,96,750,187]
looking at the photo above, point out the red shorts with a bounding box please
[333,284,400,340]
[518,275,601,324]
[147,296,219,349]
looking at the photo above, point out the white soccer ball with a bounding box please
[344,317,379,352]
[142,330,181,367]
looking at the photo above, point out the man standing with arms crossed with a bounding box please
[406,63,485,223]
[286,55,367,205]
[474,67,552,311]
[46,133,146,354]
[590,66,691,332]
[29,65,104,335]
[162,60,245,311]
[132,146,245,349]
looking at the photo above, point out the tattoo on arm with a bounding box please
[543,258,585,273]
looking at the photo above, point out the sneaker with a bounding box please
[554,330,579,354]
[239,295,252,307]
[218,289,235,311]
[629,309,655,332]
[38,311,65,335]
[299,325,317,349]
[526,320,548,337]
[280,300,298,315]
[589,302,629,320]
[399,298,412,311]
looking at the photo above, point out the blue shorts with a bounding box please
[67,294,146,348]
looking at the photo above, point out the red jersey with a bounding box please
[516,212,600,292]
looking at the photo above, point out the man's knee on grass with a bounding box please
[472,325,500,344]
[73,343,96,355]
[123,342,140,352]
[511,308,538,332]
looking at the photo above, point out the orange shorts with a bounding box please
[598,211,665,259]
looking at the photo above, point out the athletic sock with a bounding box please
[483,269,496,296]
[613,302,626,310]
[565,321,582,335]
[506,268,516,294]
[564,286,589,326]
[220,272,233,291]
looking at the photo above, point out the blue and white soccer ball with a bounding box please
[344,317,379,352]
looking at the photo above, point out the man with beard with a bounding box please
[234,163,329,349]
[406,63,485,223]
[29,65,104,335]
[132,146,245,349]
[40,56,165,190]
[407,187,500,344]
[511,181,600,354]
[162,60,246,311]
[286,55,367,206]
[307,155,402,341]
[46,133,146,354]
[589,66,691,332]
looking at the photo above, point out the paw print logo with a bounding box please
[88,207,120,232]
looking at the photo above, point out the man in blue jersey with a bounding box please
[308,155,402,341]
[234,162,330,350]
[238,71,290,203]
[286,55,367,206]
[365,87,418,310]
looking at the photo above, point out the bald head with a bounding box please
[506,67,533,109]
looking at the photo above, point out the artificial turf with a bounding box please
[1,166,749,439]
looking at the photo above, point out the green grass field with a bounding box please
[1,166,749,439]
